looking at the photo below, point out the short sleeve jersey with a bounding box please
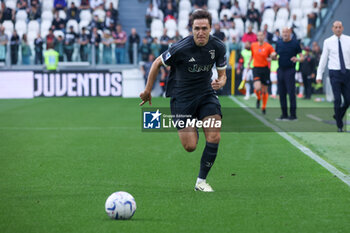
[161,35,227,98]
[251,42,275,67]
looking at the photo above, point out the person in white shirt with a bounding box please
[316,21,350,132]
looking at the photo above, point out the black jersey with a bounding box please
[161,35,227,98]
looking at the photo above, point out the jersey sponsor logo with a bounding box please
[188,64,213,73]
[189,57,196,62]
[209,50,215,59]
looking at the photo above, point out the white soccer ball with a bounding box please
[105,191,137,220]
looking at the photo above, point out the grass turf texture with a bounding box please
[0,97,350,233]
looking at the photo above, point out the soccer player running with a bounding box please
[139,10,227,192]
[247,31,277,114]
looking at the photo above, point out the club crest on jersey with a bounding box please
[209,50,215,59]
[165,52,171,61]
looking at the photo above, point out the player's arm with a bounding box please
[212,69,227,90]
[316,40,329,83]
[139,56,163,106]
[291,52,304,63]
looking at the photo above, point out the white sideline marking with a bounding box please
[229,96,350,187]
[306,114,323,122]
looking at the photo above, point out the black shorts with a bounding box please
[253,67,271,85]
[170,93,222,130]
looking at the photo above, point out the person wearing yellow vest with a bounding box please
[241,41,254,100]
[295,51,305,98]
[44,48,59,71]
[270,59,279,98]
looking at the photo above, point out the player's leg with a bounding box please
[329,71,343,130]
[296,72,304,98]
[340,74,350,121]
[277,68,288,119]
[261,67,270,114]
[286,68,297,119]
[177,127,198,152]
[253,79,262,108]
[243,68,251,100]
[270,71,278,98]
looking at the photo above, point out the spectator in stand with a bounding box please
[52,12,65,32]
[139,37,151,62]
[0,26,8,63]
[80,0,90,10]
[54,35,64,61]
[172,30,183,42]
[113,24,127,64]
[102,29,113,64]
[246,1,261,29]
[28,3,41,22]
[0,2,15,23]
[229,21,241,42]
[106,2,119,24]
[90,0,104,10]
[242,25,257,43]
[271,29,281,46]
[21,34,32,65]
[220,15,232,30]
[90,14,104,30]
[104,10,115,32]
[213,23,226,41]
[67,2,80,21]
[64,26,76,61]
[90,27,101,64]
[311,41,321,65]
[10,30,20,65]
[150,37,160,58]
[159,28,170,54]
[288,14,301,40]
[274,0,289,12]
[220,0,231,10]
[144,29,153,45]
[163,1,177,22]
[17,0,28,10]
[128,28,140,64]
[228,36,240,54]
[145,3,160,28]
[140,53,156,85]
[46,28,56,49]
[262,24,273,44]
[78,27,90,61]
[193,0,207,10]
[231,0,244,20]
[300,47,316,99]
[54,0,67,12]
[34,33,44,64]
[307,2,319,38]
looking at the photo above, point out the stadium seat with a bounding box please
[28,20,40,34]
[301,0,314,9]
[234,18,244,36]
[2,20,14,34]
[273,19,287,32]
[15,20,27,37]
[178,19,188,30]
[165,19,177,38]
[105,0,119,9]
[179,29,189,38]
[291,8,302,20]
[158,10,164,22]
[289,0,301,9]
[80,10,92,23]
[40,20,52,37]
[251,0,261,8]
[151,19,163,39]
[66,19,79,33]
[68,0,81,7]
[27,31,37,45]
[302,8,313,17]
[260,19,274,32]
[208,0,220,11]
[219,9,232,20]
[59,10,67,20]
[42,11,54,22]
[42,0,54,11]
[178,10,190,23]
[79,20,90,33]
[5,0,16,10]
[53,30,65,39]
[16,10,28,22]
[238,0,248,15]
[262,8,275,21]
[94,9,106,22]
[276,8,289,21]
[179,0,192,12]
[208,9,219,24]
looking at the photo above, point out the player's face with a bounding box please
[257,32,264,43]
[332,22,343,37]
[282,28,291,41]
[192,18,211,46]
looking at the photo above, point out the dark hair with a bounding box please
[190,9,212,27]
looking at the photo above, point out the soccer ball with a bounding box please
[105,191,137,220]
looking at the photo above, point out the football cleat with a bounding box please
[194,181,214,192]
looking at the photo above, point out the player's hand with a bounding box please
[211,79,223,90]
[139,90,152,106]
[316,80,322,84]
[290,56,298,63]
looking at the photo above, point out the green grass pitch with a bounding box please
[0,97,350,233]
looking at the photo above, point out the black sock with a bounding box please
[198,142,219,179]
